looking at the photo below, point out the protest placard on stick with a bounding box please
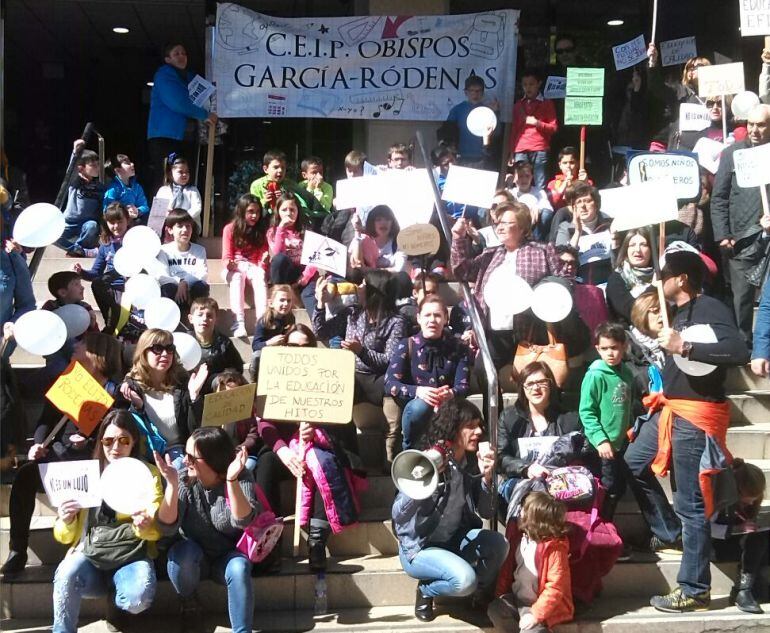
[397,223,441,257]
[301,231,347,277]
[627,152,701,199]
[739,0,770,37]
[612,35,648,70]
[45,361,115,437]
[661,36,698,66]
[441,165,499,209]
[697,62,745,97]
[202,383,257,427]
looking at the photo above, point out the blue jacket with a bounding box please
[80,239,124,289]
[753,279,770,362]
[104,177,149,217]
[147,64,208,141]
[64,177,105,225]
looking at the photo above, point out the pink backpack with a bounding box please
[227,483,284,563]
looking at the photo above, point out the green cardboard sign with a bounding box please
[564,97,603,126]
[566,67,605,97]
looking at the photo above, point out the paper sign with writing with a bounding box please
[627,152,701,199]
[441,165,498,209]
[577,231,612,266]
[148,197,170,237]
[609,180,680,232]
[188,75,215,108]
[45,361,115,436]
[679,103,711,132]
[661,36,698,67]
[693,137,726,174]
[256,347,355,424]
[564,97,603,126]
[543,76,567,99]
[517,436,558,462]
[301,231,347,277]
[566,67,605,97]
[397,223,441,256]
[612,34,648,71]
[698,62,745,97]
[740,0,770,37]
[202,383,257,427]
[734,143,770,188]
[39,460,102,508]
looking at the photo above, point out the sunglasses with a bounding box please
[705,100,721,109]
[184,452,203,464]
[101,436,132,447]
[148,343,176,355]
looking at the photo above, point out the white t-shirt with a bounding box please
[144,390,179,445]
[156,242,208,286]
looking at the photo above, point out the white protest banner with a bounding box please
[597,187,626,218]
[733,143,770,188]
[39,460,102,508]
[202,383,257,427]
[679,103,711,132]
[740,0,770,37]
[612,34,648,71]
[543,76,566,99]
[698,62,745,97]
[256,347,355,424]
[660,36,697,67]
[577,231,612,266]
[188,75,216,108]
[301,231,347,277]
[334,175,377,210]
[441,165,498,209]
[693,137,726,174]
[627,152,701,199]
[214,5,519,121]
[607,180,680,232]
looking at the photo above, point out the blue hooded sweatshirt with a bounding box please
[147,64,208,141]
[104,177,149,217]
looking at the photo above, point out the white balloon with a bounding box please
[672,324,718,377]
[484,271,533,330]
[173,332,202,371]
[14,310,68,356]
[124,274,160,309]
[467,106,498,137]
[731,91,760,121]
[12,203,65,248]
[122,226,161,260]
[145,298,181,331]
[54,304,91,338]
[531,282,573,323]
[112,247,144,278]
[142,256,168,279]
[100,458,157,515]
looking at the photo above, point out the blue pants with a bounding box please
[514,150,548,190]
[400,398,434,451]
[54,220,99,252]
[52,552,156,633]
[0,250,35,360]
[399,528,509,598]
[167,538,254,633]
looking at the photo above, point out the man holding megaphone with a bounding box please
[391,399,508,622]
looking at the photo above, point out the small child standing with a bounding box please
[155,155,202,231]
[249,284,295,381]
[299,156,333,214]
[546,147,593,211]
[221,194,270,338]
[579,323,636,520]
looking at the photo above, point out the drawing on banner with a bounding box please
[739,0,770,37]
[301,232,348,277]
[267,94,288,116]
[660,36,698,67]
[216,3,269,51]
[337,16,382,46]
[627,152,701,199]
[612,34,648,71]
[543,76,567,99]
[468,12,506,59]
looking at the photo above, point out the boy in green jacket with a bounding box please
[579,322,636,520]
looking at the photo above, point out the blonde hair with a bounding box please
[682,57,711,88]
[261,284,296,331]
[128,328,187,392]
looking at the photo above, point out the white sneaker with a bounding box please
[232,322,248,338]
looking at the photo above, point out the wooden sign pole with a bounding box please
[579,126,587,172]
[202,121,216,238]
[649,0,659,68]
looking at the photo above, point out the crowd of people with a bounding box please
[1,34,770,633]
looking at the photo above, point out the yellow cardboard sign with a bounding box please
[45,361,114,436]
[202,383,257,427]
[256,347,355,424]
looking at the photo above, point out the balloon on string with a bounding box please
[122,226,161,260]
[12,203,65,248]
[100,457,157,515]
[144,298,181,331]
[731,91,760,121]
[467,106,498,137]
[672,324,718,377]
[124,274,160,309]
[484,271,533,330]
[13,310,68,356]
[54,304,91,338]
[531,281,573,323]
[112,247,144,278]
[172,332,202,371]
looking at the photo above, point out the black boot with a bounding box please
[308,525,329,572]
[415,584,435,622]
[731,572,763,614]
[0,550,28,576]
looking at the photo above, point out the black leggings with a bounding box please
[8,461,44,551]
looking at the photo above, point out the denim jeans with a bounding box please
[399,528,509,598]
[400,398,434,451]
[167,538,254,633]
[514,151,548,190]
[625,412,709,595]
[52,552,156,633]
[54,220,99,252]
[0,250,36,360]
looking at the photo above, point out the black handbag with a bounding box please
[81,507,147,570]
[746,240,770,288]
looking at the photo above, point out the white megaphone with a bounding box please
[391,448,446,500]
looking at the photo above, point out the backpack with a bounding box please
[227,482,284,563]
[546,465,596,506]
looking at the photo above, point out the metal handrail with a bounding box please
[415,131,500,530]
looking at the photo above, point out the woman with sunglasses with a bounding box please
[120,328,208,469]
[155,426,258,633]
[52,410,163,633]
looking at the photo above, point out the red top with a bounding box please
[221,221,268,269]
[546,174,595,210]
[510,97,558,153]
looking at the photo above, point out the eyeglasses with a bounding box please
[184,452,203,464]
[497,221,519,228]
[101,436,132,447]
[556,46,575,54]
[523,379,551,391]
[148,343,176,355]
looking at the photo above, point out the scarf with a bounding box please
[617,260,654,291]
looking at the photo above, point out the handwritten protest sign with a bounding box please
[301,231,347,277]
[607,180,680,232]
[698,62,745,97]
[39,460,102,508]
[148,197,170,237]
[578,231,612,266]
[693,137,726,174]
[564,97,603,125]
[441,165,498,209]
[733,143,770,188]
[661,36,698,67]
[397,223,441,256]
[566,68,605,96]
[612,35,648,70]
[679,103,711,132]
[740,0,770,37]
[46,361,115,436]
[256,347,355,424]
[627,152,701,199]
[202,383,257,427]
[544,76,567,99]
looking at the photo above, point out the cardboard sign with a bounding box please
[612,34,648,70]
[661,36,698,67]
[543,76,567,99]
[697,62,745,97]
[577,231,612,265]
[564,97,603,126]
[202,383,257,427]
[679,103,711,132]
[693,137,726,174]
[256,347,355,424]
[301,231,347,277]
[39,460,102,508]
[397,223,441,256]
[566,67,605,97]
[148,197,170,237]
[627,152,701,199]
[441,165,498,209]
[608,181,680,232]
[740,0,770,37]
[734,143,770,188]
[45,361,115,436]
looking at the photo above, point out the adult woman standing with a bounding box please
[606,229,654,325]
